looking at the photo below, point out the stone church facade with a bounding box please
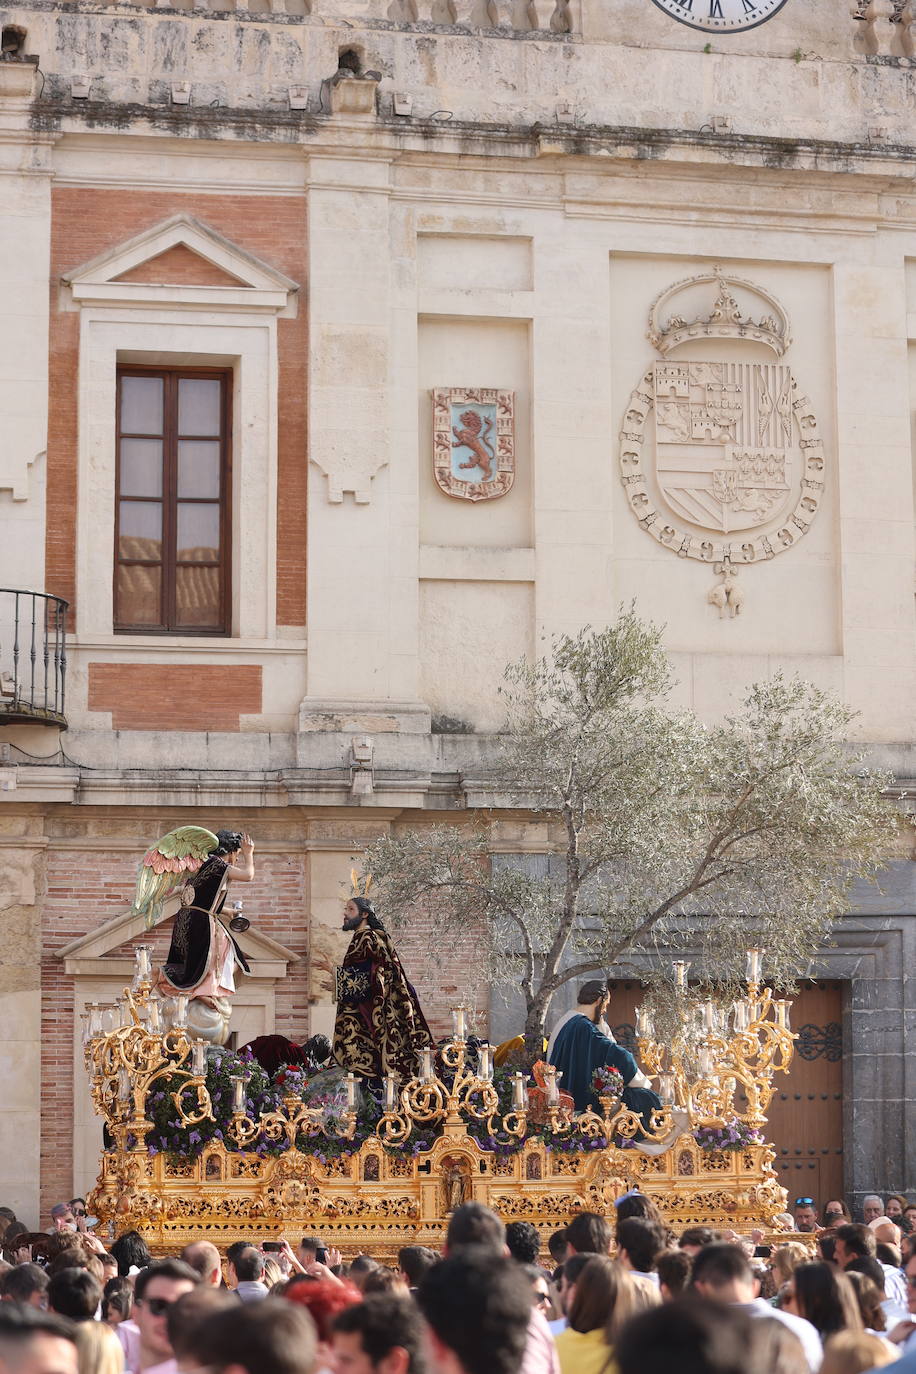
[0,0,914,1221]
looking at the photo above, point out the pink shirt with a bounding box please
[117,1321,140,1373]
[522,1307,561,1374]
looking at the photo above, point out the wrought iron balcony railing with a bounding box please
[0,590,68,729]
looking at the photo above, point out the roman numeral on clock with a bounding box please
[709,0,724,15]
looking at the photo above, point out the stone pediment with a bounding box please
[113,242,248,288]
[61,213,299,316]
[59,896,299,980]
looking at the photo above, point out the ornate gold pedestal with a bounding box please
[91,1124,786,1263]
[85,961,793,1260]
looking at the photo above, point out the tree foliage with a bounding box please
[361,612,896,1046]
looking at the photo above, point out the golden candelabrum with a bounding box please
[83,947,361,1155]
[634,949,796,1132]
[82,946,795,1257]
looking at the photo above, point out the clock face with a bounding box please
[650,0,790,31]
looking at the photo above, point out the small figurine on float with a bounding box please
[129,825,255,1045]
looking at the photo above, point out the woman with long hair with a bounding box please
[101,1276,133,1327]
[782,1263,863,1342]
[74,1322,124,1374]
[770,1243,810,1290]
[555,1255,635,1374]
[844,1270,889,1334]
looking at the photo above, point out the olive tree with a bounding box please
[361,612,895,1051]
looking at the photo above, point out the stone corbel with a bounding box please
[311,442,388,505]
[0,450,40,502]
[0,55,38,99]
[349,735,375,801]
[329,75,379,118]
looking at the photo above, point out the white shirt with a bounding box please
[738,1298,822,1373]
[882,1264,909,1315]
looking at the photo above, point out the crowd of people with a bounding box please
[0,1191,913,1374]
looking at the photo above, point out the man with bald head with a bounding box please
[180,1243,222,1288]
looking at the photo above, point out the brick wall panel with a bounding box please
[48,189,307,628]
[87,663,262,731]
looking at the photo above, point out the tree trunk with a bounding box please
[522,1000,550,1060]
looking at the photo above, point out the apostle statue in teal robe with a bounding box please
[547,979,662,1128]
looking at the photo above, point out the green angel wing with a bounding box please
[131,825,220,930]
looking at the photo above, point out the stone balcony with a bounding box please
[852,1,916,58]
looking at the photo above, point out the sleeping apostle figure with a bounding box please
[548,979,685,1153]
[332,896,435,1085]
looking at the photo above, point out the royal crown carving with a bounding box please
[647,270,791,359]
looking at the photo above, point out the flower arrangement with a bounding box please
[592,1066,625,1099]
[693,1119,763,1151]
[145,1045,283,1161]
[137,1047,698,1165]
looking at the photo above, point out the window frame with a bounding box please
[114,364,233,637]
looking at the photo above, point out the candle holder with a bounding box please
[133,945,153,991]
[634,953,796,1131]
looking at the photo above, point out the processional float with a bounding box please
[84,947,795,1259]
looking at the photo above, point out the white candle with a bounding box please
[384,1074,398,1112]
[117,1067,131,1101]
[134,945,152,980]
[231,1075,246,1113]
[774,1000,789,1029]
[477,1044,493,1081]
[658,1072,675,1102]
[732,1000,749,1032]
[698,1046,714,1076]
[673,961,690,992]
[451,1007,467,1041]
[192,1041,207,1076]
[636,1005,654,1038]
[511,1073,528,1111]
[147,996,161,1034]
[174,995,188,1029]
[745,949,762,983]
[345,1073,358,1112]
[544,1068,559,1107]
[420,1048,434,1083]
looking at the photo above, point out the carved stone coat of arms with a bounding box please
[432,387,516,501]
[654,360,793,535]
[619,272,825,610]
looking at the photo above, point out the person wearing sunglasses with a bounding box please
[128,1260,199,1374]
[793,1199,819,1234]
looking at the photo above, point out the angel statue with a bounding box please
[130,826,255,1045]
